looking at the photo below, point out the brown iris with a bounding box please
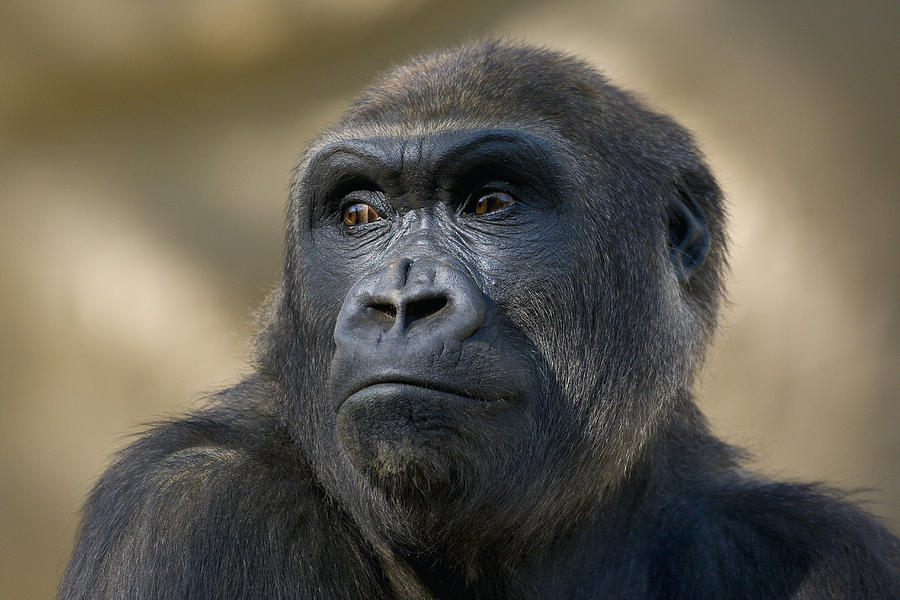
[342,203,382,226]
[468,191,516,215]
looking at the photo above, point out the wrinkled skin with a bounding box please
[59,42,899,599]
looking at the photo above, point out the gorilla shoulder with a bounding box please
[633,459,900,597]
[61,378,393,599]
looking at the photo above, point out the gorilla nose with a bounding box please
[336,257,486,346]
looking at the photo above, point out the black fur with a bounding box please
[59,41,899,599]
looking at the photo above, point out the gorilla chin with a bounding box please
[337,382,520,491]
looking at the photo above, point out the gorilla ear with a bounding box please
[667,178,710,282]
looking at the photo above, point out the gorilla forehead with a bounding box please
[309,129,557,180]
[337,42,696,168]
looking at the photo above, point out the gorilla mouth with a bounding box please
[340,379,486,409]
[336,380,515,464]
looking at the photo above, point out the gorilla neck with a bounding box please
[369,464,643,597]
[369,417,732,599]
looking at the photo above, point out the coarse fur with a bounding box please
[59,41,899,599]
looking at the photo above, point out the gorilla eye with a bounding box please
[464,191,516,215]
[342,203,382,226]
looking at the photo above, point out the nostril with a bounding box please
[367,302,397,320]
[362,295,448,328]
[405,295,448,325]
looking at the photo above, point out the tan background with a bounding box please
[1,1,897,597]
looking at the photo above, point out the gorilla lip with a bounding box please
[336,377,503,411]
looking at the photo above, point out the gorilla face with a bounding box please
[296,130,575,506]
[265,44,720,549]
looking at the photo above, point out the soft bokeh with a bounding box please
[1,1,897,597]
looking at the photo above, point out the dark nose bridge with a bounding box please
[393,223,443,258]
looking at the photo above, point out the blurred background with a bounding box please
[1,0,897,597]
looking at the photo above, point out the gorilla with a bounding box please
[59,41,898,599]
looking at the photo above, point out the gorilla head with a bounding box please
[260,41,725,560]
[59,41,899,600]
